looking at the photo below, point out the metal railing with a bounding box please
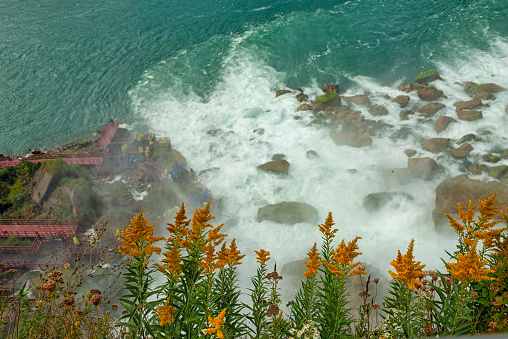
[0,235,42,254]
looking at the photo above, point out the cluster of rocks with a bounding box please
[269,71,508,230]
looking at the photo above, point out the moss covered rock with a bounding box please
[415,70,443,84]
[312,92,341,111]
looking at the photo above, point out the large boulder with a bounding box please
[392,95,410,108]
[457,110,483,121]
[330,131,372,148]
[363,191,414,213]
[449,143,473,159]
[342,94,372,106]
[421,138,451,154]
[276,89,291,97]
[257,159,289,176]
[418,86,445,101]
[312,92,341,111]
[296,93,308,102]
[454,98,483,111]
[433,174,508,231]
[257,202,319,225]
[472,91,495,101]
[416,103,446,117]
[464,82,506,97]
[415,70,443,84]
[435,116,456,133]
[400,109,415,121]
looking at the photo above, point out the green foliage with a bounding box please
[42,159,85,179]
[314,92,340,104]
[0,160,41,216]
[0,235,32,247]
[244,264,270,338]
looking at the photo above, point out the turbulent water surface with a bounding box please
[2,0,508,294]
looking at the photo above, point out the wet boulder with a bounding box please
[405,149,417,158]
[258,159,290,176]
[296,93,308,102]
[415,70,443,84]
[416,103,446,117]
[457,110,483,121]
[342,94,372,107]
[458,134,482,144]
[312,92,341,111]
[400,109,415,121]
[421,138,451,154]
[435,116,456,133]
[472,91,495,101]
[449,143,473,159]
[454,98,483,111]
[433,174,508,231]
[276,89,291,97]
[464,82,506,97]
[483,153,501,163]
[392,95,410,108]
[257,201,319,225]
[418,86,445,101]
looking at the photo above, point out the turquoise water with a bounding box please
[1,0,507,154]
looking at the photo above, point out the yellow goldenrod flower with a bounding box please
[157,299,175,326]
[203,308,226,338]
[319,212,338,239]
[199,243,217,275]
[117,210,163,260]
[466,200,474,223]
[154,243,183,279]
[254,249,270,265]
[303,243,321,277]
[166,203,190,241]
[323,261,343,276]
[388,239,426,290]
[446,213,464,233]
[330,236,363,269]
[447,239,494,282]
[478,193,500,222]
[227,239,245,265]
[216,243,231,269]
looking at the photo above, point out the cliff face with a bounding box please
[31,168,55,205]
